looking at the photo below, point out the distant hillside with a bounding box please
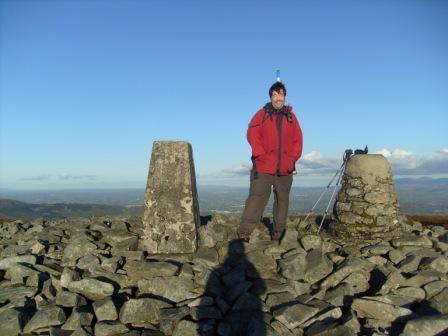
[0,199,142,219]
[393,177,448,214]
[0,177,447,218]
[394,177,448,186]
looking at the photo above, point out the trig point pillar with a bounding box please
[141,141,200,253]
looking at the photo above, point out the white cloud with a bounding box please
[19,174,52,181]
[374,149,392,157]
[218,148,448,178]
[303,151,325,162]
[58,173,97,181]
[298,151,341,175]
[221,164,251,176]
[59,172,70,180]
[374,148,448,174]
[219,151,341,177]
[374,148,412,159]
[392,149,413,159]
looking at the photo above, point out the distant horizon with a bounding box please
[1,176,447,215]
[0,174,447,191]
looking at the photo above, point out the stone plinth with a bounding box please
[141,141,200,253]
[333,154,402,239]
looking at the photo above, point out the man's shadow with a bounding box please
[197,239,267,335]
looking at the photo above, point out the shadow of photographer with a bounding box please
[197,239,268,335]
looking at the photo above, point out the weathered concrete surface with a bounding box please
[141,141,200,253]
[333,154,402,239]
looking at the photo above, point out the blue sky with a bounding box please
[1,0,447,189]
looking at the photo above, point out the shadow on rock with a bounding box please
[200,215,213,225]
[198,239,267,336]
[314,215,333,232]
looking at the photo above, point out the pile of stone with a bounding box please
[1,214,448,335]
[334,154,403,239]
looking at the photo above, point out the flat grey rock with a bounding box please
[159,306,190,335]
[429,287,448,314]
[101,229,138,250]
[0,286,38,305]
[401,315,448,336]
[76,255,100,270]
[300,235,322,251]
[323,283,353,307]
[265,291,296,309]
[94,321,129,336]
[138,276,196,302]
[391,235,433,248]
[119,298,171,325]
[302,305,342,328]
[24,306,66,333]
[56,290,87,307]
[423,280,448,299]
[352,297,414,322]
[398,254,422,272]
[193,247,219,268]
[172,319,200,336]
[273,302,319,329]
[124,260,179,280]
[62,240,98,267]
[67,278,114,300]
[61,308,93,331]
[392,286,425,300]
[70,326,93,336]
[0,308,27,335]
[278,252,307,281]
[304,249,333,284]
[92,298,118,322]
[100,256,123,273]
[0,254,36,270]
[419,255,448,274]
[320,258,374,289]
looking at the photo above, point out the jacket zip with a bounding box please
[276,111,283,176]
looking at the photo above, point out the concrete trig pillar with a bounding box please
[141,141,200,253]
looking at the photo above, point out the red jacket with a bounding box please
[247,104,303,175]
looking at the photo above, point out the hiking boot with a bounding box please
[271,229,285,241]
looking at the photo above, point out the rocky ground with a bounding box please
[0,214,448,335]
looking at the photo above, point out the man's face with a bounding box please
[271,89,285,110]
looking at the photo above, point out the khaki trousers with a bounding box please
[237,171,293,238]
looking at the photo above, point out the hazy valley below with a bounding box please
[0,178,447,219]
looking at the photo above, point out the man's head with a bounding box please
[269,82,286,110]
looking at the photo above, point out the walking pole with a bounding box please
[301,149,353,231]
[300,161,346,230]
[317,163,345,233]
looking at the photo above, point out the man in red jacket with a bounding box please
[237,81,303,241]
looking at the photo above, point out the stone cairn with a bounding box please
[333,154,402,239]
[141,141,200,254]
